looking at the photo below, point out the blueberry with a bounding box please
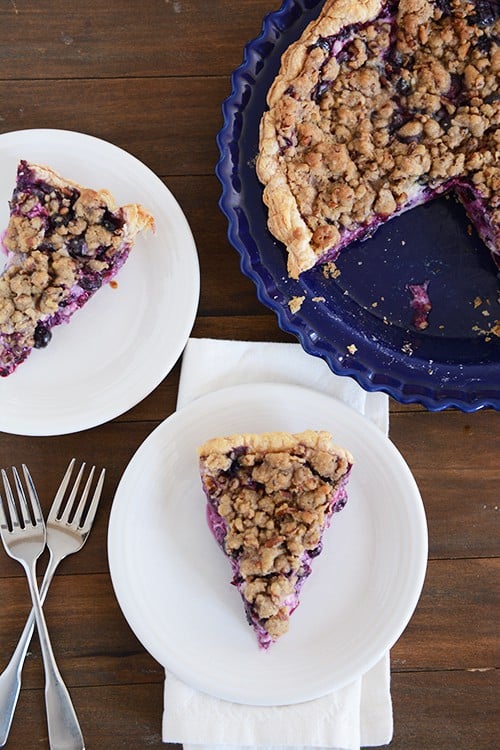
[225,447,247,474]
[476,35,492,52]
[436,106,452,129]
[395,77,412,95]
[34,324,52,349]
[388,110,408,135]
[308,544,323,558]
[79,273,102,292]
[50,212,71,230]
[101,212,123,233]
[462,187,477,207]
[387,48,404,72]
[337,26,354,44]
[67,236,89,259]
[334,494,348,513]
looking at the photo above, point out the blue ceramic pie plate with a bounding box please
[216,0,500,411]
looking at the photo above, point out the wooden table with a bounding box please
[0,2,498,748]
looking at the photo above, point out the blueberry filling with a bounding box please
[467,0,499,28]
[311,79,332,103]
[434,0,453,15]
[407,281,432,331]
[307,543,323,558]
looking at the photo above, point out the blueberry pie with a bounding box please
[0,161,154,376]
[257,0,499,278]
[198,430,353,648]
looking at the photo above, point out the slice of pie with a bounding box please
[198,430,353,648]
[257,0,499,278]
[0,160,154,376]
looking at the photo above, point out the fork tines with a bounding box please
[49,459,105,531]
[1,465,42,531]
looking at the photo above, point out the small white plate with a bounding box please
[0,129,199,435]
[108,382,428,706]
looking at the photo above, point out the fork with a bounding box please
[0,463,102,749]
[0,459,105,747]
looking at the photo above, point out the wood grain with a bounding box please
[0,1,269,80]
[0,1,498,748]
[0,78,228,176]
[1,558,497,691]
[4,668,497,750]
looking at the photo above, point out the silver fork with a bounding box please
[0,462,103,749]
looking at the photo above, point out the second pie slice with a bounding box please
[198,430,354,648]
[0,160,154,377]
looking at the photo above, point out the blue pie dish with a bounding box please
[216,0,500,412]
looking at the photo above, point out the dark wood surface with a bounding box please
[0,2,498,748]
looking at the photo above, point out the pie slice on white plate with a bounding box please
[198,429,353,648]
[0,160,154,376]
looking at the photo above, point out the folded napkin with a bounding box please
[163,338,393,750]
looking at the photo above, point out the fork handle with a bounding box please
[24,560,85,750]
[0,554,59,746]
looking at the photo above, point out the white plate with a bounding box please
[0,129,199,435]
[108,382,428,706]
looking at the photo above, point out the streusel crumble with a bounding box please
[0,161,154,376]
[257,0,499,278]
[198,430,353,648]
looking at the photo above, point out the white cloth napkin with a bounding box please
[162,338,393,750]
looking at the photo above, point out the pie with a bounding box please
[198,430,353,648]
[256,0,499,278]
[0,160,154,376]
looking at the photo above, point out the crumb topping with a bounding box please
[199,430,352,642]
[288,294,306,312]
[0,250,77,338]
[257,0,500,277]
[3,168,127,260]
